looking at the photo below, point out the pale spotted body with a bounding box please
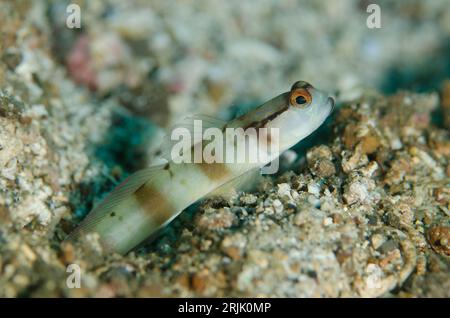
[94,162,251,254]
[66,81,334,254]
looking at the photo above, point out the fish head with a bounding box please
[276,81,334,147]
[288,80,334,125]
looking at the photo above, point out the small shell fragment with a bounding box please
[427,226,450,256]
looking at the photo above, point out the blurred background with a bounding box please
[46,0,450,122]
[1,0,450,298]
[45,0,450,173]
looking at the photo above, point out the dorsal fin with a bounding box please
[65,164,166,241]
[156,114,227,161]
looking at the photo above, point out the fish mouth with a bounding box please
[327,96,335,114]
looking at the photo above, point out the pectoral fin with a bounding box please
[65,164,168,242]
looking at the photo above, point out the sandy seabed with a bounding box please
[0,0,449,297]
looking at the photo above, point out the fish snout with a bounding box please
[327,96,335,113]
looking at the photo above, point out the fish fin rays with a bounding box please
[65,164,167,241]
[156,114,228,161]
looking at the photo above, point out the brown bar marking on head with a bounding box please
[257,127,273,149]
[243,105,289,130]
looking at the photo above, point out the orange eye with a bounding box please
[289,88,312,108]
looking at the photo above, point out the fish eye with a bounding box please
[296,96,307,104]
[289,88,312,108]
